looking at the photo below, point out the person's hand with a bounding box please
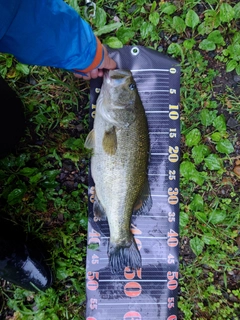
[74,46,116,80]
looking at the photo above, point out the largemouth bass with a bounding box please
[85,69,152,273]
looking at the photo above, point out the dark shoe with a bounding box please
[0,238,53,291]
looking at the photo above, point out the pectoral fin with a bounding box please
[102,126,117,155]
[133,178,152,215]
[84,129,95,150]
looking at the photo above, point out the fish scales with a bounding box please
[85,69,152,273]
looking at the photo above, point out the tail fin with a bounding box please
[108,237,141,274]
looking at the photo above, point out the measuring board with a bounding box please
[86,46,180,320]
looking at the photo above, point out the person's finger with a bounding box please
[73,46,116,80]
[74,72,83,79]
[99,46,117,70]
[97,69,104,77]
[73,72,92,80]
[89,68,99,79]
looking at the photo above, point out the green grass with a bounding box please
[1,1,240,319]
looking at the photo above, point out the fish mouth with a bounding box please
[109,69,131,78]
[104,69,132,86]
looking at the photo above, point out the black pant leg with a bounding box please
[0,77,25,158]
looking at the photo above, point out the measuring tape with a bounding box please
[86,46,180,320]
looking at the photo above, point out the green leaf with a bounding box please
[190,236,204,256]
[94,22,122,36]
[195,211,207,223]
[34,190,47,211]
[116,27,135,44]
[185,128,201,147]
[199,109,217,127]
[197,9,221,35]
[132,16,144,31]
[67,200,80,212]
[7,186,27,205]
[204,154,222,170]
[199,39,216,51]
[79,217,88,231]
[180,161,205,186]
[183,39,196,50]
[63,137,84,151]
[167,43,184,61]
[29,172,42,184]
[92,7,106,28]
[236,64,240,75]
[60,112,76,128]
[161,3,177,15]
[0,66,7,78]
[216,139,234,154]
[192,145,210,165]
[150,1,157,13]
[56,266,71,281]
[63,152,80,163]
[44,170,59,181]
[19,167,38,177]
[227,44,240,61]
[16,63,30,75]
[207,100,218,109]
[211,132,223,142]
[207,30,225,46]
[189,194,204,212]
[208,209,226,224]
[213,115,226,132]
[88,243,100,250]
[220,3,235,23]
[205,9,221,28]
[233,32,240,44]
[172,16,186,34]
[180,161,195,178]
[234,2,240,19]
[226,60,238,72]
[105,37,123,49]
[198,21,213,35]
[185,10,200,29]
[140,22,154,39]
[180,211,189,227]
[6,56,13,68]
[149,12,160,26]
[202,233,218,245]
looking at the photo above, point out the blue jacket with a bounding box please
[0,0,103,73]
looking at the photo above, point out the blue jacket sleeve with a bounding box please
[0,0,104,72]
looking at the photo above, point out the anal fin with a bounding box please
[93,193,107,222]
[133,178,152,215]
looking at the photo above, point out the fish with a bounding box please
[85,69,152,273]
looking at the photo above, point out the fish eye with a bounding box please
[129,83,136,90]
